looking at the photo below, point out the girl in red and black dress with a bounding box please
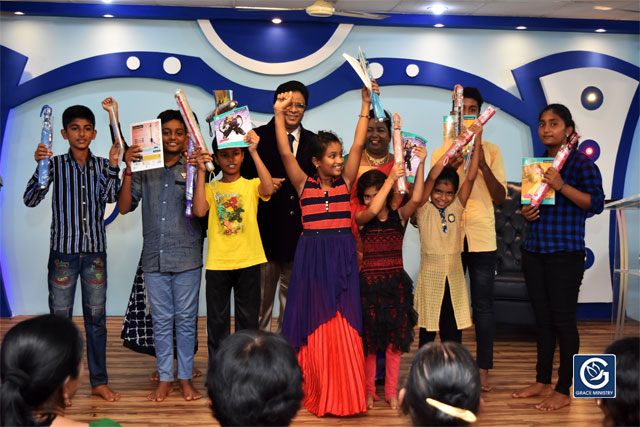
[355,146,425,410]
[273,86,375,416]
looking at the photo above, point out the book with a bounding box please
[214,106,252,149]
[401,131,428,183]
[130,118,163,172]
[213,89,233,107]
[443,114,477,162]
[522,157,555,205]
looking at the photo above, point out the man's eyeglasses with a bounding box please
[287,102,306,110]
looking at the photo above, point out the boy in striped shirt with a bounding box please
[24,105,121,402]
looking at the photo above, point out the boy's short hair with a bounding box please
[207,330,303,426]
[602,337,639,426]
[463,87,483,111]
[157,109,187,128]
[62,105,95,130]
[274,81,309,106]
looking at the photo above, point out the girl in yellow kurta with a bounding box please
[414,122,482,346]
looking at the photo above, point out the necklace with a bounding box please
[364,149,391,166]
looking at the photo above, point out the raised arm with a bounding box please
[192,149,211,217]
[273,91,307,196]
[398,145,427,223]
[457,123,482,207]
[245,130,274,198]
[420,151,447,207]
[343,83,375,191]
[355,162,403,227]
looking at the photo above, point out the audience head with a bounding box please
[401,341,481,426]
[1,315,84,427]
[598,336,639,426]
[207,330,303,426]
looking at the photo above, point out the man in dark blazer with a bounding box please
[241,80,316,333]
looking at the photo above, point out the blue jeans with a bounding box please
[48,250,108,387]
[145,268,201,382]
[462,247,497,370]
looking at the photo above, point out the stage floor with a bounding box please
[1,316,637,426]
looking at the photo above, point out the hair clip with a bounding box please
[426,398,477,423]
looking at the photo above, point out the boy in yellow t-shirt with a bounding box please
[193,130,274,371]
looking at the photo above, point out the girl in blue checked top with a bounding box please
[513,104,604,411]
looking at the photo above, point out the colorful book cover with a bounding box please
[443,114,477,161]
[402,131,428,183]
[213,89,233,107]
[214,106,252,149]
[522,157,555,205]
[130,118,163,172]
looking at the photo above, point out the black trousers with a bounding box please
[462,242,497,370]
[521,249,585,396]
[205,265,261,370]
[419,280,462,346]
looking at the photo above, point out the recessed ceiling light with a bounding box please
[516,26,527,30]
[14,11,24,15]
[427,5,448,15]
[594,5,613,11]
[102,0,113,3]
[272,17,282,24]
[103,14,114,18]
[595,28,607,32]
[434,23,445,28]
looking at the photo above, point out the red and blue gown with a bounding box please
[282,175,367,416]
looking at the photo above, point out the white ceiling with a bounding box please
[4,0,640,21]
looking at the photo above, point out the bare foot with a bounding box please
[536,391,571,411]
[179,379,203,401]
[387,395,399,410]
[366,394,375,409]
[512,382,553,399]
[91,385,121,402]
[147,381,173,402]
[192,367,202,377]
[479,368,492,392]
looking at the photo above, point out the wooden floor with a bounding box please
[1,316,638,426]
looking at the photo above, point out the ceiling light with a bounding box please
[428,5,448,15]
[102,0,113,3]
[14,11,24,15]
[434,23,445,28]
[594,6,613,11]
[516,26,527,30]
[272,17,282,24]
[595,28,606,32]
[103,14,114,18]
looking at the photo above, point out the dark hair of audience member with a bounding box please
[207,330,303,426]
[600,336,639,426]
[462,87,484,111]
[401,341,481,426]
[1,314,84,427]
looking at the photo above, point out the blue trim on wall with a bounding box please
[1,2,638,34]
[210,20,341,63]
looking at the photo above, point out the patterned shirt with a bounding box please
[24,149,120,254]
[300,176,351,231]
[130,157,204,273]
[523,148,604,253]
